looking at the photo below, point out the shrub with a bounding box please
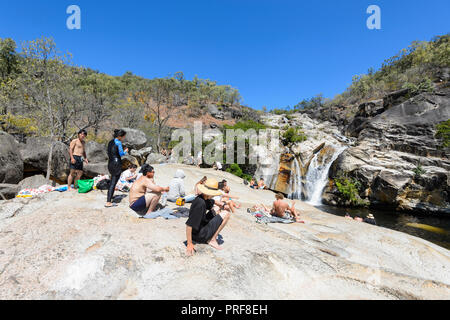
[436,119,450,148]
[0,113,38,135]
[223,120,267,132]
[226,163,243,177]
[334,175,368,207]
[282,127,307,145]
[413,163,426,178]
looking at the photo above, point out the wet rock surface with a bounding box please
[0,164,448,300]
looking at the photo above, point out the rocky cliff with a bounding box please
[257,85,450,215]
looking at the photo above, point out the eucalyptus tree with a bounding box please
[18,37,74,180]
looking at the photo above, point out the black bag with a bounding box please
[96,179,111,190]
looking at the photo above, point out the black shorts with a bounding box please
[192,215,223,244]
[70,155,83,171]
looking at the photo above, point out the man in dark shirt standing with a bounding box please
[186,178,231,256]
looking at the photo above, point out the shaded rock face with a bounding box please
[130,147,152,164]
[85,141,108,163]
[121,128,147,150]
[20,138,70,182]
[327,88,450,214]
[0,184,20,199]
[84,163,109,179]
[0,131,23,184]
[121,155,139,170]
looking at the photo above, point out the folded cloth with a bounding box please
[141,207,177,219]
[172,207,190,218]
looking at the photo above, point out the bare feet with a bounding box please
[208,239,223,250]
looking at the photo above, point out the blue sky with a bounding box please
[1,0,449,110]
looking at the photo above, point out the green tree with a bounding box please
[18,37,74,180]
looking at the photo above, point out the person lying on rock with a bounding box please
[271,193,304,223]
[186,178,231,256]
[218,185,241,213]
[129,164,170,216]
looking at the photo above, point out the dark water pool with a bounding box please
[315,205,450,250]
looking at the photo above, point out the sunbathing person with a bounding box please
[271,193,304,223]
[220,185,241,213]
[249,178,257,189]
[186,178,231,255]
[129,164,170,216]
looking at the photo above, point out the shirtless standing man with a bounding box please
[129,164,170,216]
[68,129,89,191]
[271,193,304,223]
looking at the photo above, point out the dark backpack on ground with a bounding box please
[96,179,111,190]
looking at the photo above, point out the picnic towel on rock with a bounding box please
[248,208,294,224]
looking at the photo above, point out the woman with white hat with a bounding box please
[185,178,231,256]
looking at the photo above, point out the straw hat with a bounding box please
[197,178,223,196]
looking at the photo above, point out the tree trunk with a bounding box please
[46,139,54,182]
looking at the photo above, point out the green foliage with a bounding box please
[322,34,450,107]
[223,120,268,131]
[282,127,307,145]
[436,119,450,148]
[402,77,435,96]
[334,175,368,207]
[226,163,243,177]
[0,113,38,134]
[413,163,426,178]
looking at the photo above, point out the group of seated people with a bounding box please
[126,164,235,255]
[124,164,305,255]
[249,177,268,190]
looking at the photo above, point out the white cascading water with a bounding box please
[304,146,347,205]
[288,157,302,200]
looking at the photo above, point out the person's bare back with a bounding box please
[272,199,290,218]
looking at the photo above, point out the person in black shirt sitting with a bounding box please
[185,178,231,256]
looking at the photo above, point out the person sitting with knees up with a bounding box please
[166,169,196,203]
[185,178,231,256]
[271,193,304,223]
[129,164,170,216]
[258,178,268,190]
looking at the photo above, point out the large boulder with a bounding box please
[85,141,108,163]
[0,131,23,184]
[20,138,70,182]
[84,162,109,179]
[145,153,167,165]
[18,175,50,189]
[130,147,152,164]
[122,128,147,150]
[0,184,20,199]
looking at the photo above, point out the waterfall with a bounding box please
[305,146,347,205]
[288,157,302,200]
